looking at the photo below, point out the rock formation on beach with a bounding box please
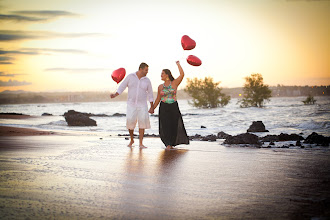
[63,110,109,117]
[260,133,304,142]
[247,121,269,132]
[64,110,97,126]
[304,132,330,146]
[224,133,261,145]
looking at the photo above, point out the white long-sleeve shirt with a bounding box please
[117,72,154,107]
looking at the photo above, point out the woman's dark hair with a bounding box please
[163,69,174,81]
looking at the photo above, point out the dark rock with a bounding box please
[0,112,26,116]
[119,133,158,137]
[201,135,217,142]
[260,135,279,142]
[119,134,138,137]
[304,132,329,146]
[64,110,90,117]
[224,133,261,145]
[296,140,301,146]
[144,133,160,137]
[64,110,97,126]
[217,131,231,139]
[189,134,202,140]
[64,110,110,117]
[278,133,304,141]
[247,121,269,132]
[112,113,126,117]
[280,145,289,148]
[261,133,304,142]
[42,113,52,116]
[201,126,206,129]
[65,114,96,126]
[269,141,275,145]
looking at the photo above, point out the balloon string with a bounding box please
[111,84,119,95]
[114,84,119,94]
[180,51,186,63]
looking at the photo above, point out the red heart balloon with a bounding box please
[187,55,202,66]
[181,35,196,50]
[112,68,126,84]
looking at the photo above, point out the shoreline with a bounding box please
[1,112,328,148]
[0,125,59,136]
[0,132,329,219]
[0,113,34,119]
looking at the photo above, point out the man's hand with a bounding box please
[110,93,119,99]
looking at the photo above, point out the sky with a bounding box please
[0,0,329,92]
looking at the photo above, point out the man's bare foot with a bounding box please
[139,145,147,149]
[127,140,134,147]
[165,145,172,150]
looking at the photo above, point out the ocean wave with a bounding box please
[44,120,67,126]
[297,120,330,131]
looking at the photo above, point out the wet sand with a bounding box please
[0,126,58,137]
[0,133,329,219]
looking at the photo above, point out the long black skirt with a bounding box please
[159,101,189,147]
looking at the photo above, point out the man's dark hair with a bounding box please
[139,62,148,70]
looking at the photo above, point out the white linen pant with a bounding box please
[126,104,150,130]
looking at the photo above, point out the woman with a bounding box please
[150,61,189,150]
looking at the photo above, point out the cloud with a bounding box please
[0,30,102,42]
[0,56,13,61]
[0,48,88,65]
[0,48,87,55]
[0,56,13,64]
[45,68,109,74]
[0,49,38,55]
[22,48,88,54]
[0,79,32,87]
[0,10,79,22]
[13,10,79,18]
[0,14,47,22]
[0,72,27,77]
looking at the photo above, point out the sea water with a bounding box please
[0,97,329,137]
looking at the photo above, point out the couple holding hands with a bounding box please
[110,61,189,150]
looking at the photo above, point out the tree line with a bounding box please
[0,79,328,105]
[184,73,328,108]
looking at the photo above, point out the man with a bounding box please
[110,63,154,148]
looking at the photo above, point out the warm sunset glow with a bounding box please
[0,0,329,92]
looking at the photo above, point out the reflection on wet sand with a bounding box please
[119,148,189,218]
[157,149,188,175]
[119,148,152,218]
[125,148,146,176]
[1,136,329,219]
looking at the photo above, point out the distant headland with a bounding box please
[0,85,329,105]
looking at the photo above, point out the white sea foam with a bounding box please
[1,96,329,137]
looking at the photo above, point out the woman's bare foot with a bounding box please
[165,145,172,150]
[139,145,147,149]
[127,140,134,147]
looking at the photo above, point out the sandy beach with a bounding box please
[0,126,58,137]
[0,114,58,137]
[0,124,329,219]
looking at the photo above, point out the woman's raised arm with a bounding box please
[172,61,184,88]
